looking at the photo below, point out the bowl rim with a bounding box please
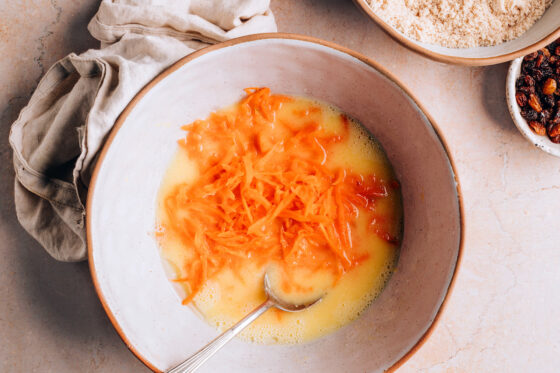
[352,0,560,66]
[86,32,465,373]
[506,57,560,157]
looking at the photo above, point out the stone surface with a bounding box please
[0,0,558,372]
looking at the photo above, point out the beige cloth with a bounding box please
[9,0,276,262]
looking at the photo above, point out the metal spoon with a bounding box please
[167,273,322,373]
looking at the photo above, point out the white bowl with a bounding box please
[87,34,464,372]
[506,57,560,157]
[353,0,560,66]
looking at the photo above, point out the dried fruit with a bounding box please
[524,75,535,86]
[521,109,538,121]
[542,78,557,95]
[529,121,547,135]
[519,85,535,95]
[517,39,560,141]
[541,110,552,122]
[525,52,538,61]
[541,66,554,79]
[548,123,560,138]
[515,92,527,107]
[534,69,544,81]
[543,95,556,109]
[536,54,545,68]
[528,94,542,112]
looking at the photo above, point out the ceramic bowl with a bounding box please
[506,57,560,157]
[87,33,464,373]
[353,0,560,66]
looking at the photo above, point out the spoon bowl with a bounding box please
[264,272,323,312]
[167,273,322,373]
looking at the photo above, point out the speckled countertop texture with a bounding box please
[1,1,559,372]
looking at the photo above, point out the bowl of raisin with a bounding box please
[507,38,560,157]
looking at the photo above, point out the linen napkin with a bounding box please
[9,0,276,262]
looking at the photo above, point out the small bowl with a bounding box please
[353,0,560,66]
[506,57,560,157]
[87,33,464,372]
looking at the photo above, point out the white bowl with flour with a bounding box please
[354,0,560,66]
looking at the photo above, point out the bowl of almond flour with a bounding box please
[354,0,560,65]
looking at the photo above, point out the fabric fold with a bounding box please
[9,0,276,261]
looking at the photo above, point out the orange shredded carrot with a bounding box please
[162,88,394,303]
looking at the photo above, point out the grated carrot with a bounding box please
[161,88,395,303]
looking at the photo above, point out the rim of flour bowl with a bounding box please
[86,33,465,373]
[352,0,560,66]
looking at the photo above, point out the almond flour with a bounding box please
[366,0,554,48]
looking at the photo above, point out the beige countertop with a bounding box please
[1,1,558,372]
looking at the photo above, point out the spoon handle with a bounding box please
[167,298,274,373]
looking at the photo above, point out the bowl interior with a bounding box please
[506,58,560,157]
[356,0,560,61]
[88,36,462,372]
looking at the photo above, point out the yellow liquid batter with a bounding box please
[156,95,402,344]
